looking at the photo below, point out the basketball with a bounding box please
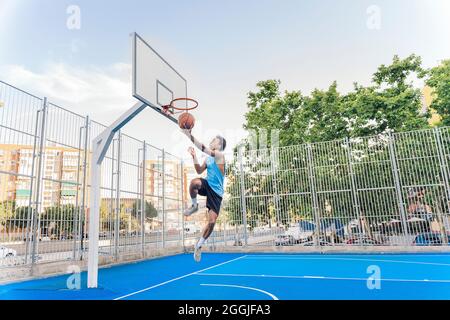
[178,112,195,129]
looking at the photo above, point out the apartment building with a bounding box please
[0,144,81,209]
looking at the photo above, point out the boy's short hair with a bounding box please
[216,135,226,151]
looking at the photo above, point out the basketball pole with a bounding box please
[87,101,177,288]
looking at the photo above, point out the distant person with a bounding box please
[182,129,226,262]
[407,188,433,221]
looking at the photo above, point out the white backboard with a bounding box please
[132,33,187,120]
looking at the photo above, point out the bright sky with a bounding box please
[1,0,449,157]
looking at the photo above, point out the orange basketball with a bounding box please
[178,112,195,129]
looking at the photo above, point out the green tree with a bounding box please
[426,59,450,126]
[41,205,76,236]
[131,200,158,220]
[242,55,430,149]
[7,206,33,230]
[0,201,16,228]
[226,54,435,227]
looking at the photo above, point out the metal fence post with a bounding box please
[162,149,166,249]
[345,138,365,237]
[238,147,248,246]
[141,141,146,256]
[114,131,122,260]
[433,128,450,239]
[72,124,84,260]
[79,116,89,258]
[24,105,42,265]
[388,132,409,243]
[222,221,226,246]
[30,97,48,272]
[180,160,185,251]
[270,146,281,228]
[306,144,321,246]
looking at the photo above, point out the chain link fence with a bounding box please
[0,80,184,273]
[217,128,450,248]
[1,79,449,278]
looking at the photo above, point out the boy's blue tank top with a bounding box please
[205,156,225,197]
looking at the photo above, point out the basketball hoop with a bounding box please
[162,98,198,115]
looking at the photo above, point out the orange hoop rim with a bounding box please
[162,97,198,113]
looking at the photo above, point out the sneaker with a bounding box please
[193,246,202,262]
[184,204,199,216]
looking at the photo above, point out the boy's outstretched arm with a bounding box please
[182,129,216,156]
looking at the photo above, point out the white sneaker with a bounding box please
[184,204,199,217]
[193,246,202,262]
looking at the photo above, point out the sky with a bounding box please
[1,0,450,158]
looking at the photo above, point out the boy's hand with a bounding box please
[181,129,192,137]
[188,147,196,158]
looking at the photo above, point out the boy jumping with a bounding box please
[182,129,226,262]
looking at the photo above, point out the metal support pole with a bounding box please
[388,132,409,243]
[141,141,146,255]
[238,147,248,246]
[87,159,101,287]
[306,144,321,246]
[114,131,122,260]
[30,98,48,273]
[345,138,366,238]
[162,149,166,249]
[109,141,115,253]
[87,101,149,288]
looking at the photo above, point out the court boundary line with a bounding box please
[113,255,248,300]
[195,273,450,283]
[200,283,279,300]
[243,255,450,267]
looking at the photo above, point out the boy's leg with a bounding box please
[194,210,218,262]
[184,178,202,216]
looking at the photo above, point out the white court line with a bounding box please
[246,254,450,256]
[244,256,450,267]
[201,283,279,300]
[195,272,450,283]
[114,255,248,300]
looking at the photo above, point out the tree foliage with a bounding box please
[426,59,450,126]
[131,200,158,220]
[243,55,430,148]
[224,55,450,229]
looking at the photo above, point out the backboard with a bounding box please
[132,32,187,122]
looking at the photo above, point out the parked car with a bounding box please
[233,239,243,246]
[275,235,296,246]
[303,240,333,246]
[413,232,450,246]
[23,234,42,242]
[301,236,333,246]
[99,231,109,238]
[0,246,17,259]
[297,235,313,244]
[347,236,382,245]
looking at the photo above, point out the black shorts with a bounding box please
[198,178,223,215]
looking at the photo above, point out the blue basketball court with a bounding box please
[1,253,449,300]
